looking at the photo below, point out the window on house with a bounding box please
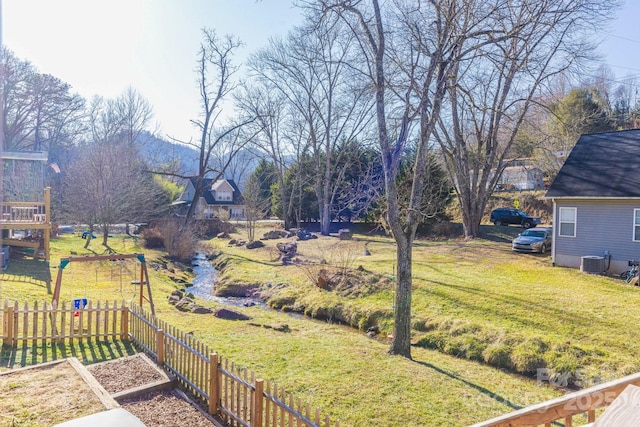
[634,209,640,242]
[559,207,576,237]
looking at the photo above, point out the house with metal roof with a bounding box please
[545,129,640,274]
[177,178,245,220]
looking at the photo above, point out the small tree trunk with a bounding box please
[388,235,413,358]
[83,226,93,249]
[321,203,331,236]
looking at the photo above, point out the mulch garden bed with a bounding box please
[87,354,221,427]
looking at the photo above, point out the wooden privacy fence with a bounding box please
[1,300,127,346]
[1,301,339,427]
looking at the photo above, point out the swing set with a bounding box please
[51,253,155,315]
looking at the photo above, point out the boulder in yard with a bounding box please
[174,297,197,312]
[338,229,352,240]
[246,240,265,249]
[263,230,288,239]
[191,306,213,314]
[213,308,251,321]
[276,241,297,257]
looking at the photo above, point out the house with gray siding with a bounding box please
[545,129,640,274]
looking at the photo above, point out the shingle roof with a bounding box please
[189,177,244,205]
[545,129,640,198]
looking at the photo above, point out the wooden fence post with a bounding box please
[156,329,165,365]
[253,379,264,427]
[121,306,129,340]
[209,353,219,416]
[5,305,14,346]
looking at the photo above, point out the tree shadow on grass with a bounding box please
[413,358,523,412]
[0,257,52,294]
[480,224,524,243]
[0,340,137,369]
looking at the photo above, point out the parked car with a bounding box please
[512,227,552,253]
[490,208,541,228]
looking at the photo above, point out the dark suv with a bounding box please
[490,208,541,228]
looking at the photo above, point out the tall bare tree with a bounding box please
[436,0,615,238]
[174,29,256,224]
[314,0,611,357]
[236,84,298,229]
[249,20,373,235]
[1,48,85,153]
[315,0,469,357]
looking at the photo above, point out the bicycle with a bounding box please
[620,260,639,283]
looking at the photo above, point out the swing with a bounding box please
[52,253,156,315]
[72,260,89,317]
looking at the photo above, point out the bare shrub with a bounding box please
[298,242,357,289]
[160,220,198,263]
[141,226,164,249]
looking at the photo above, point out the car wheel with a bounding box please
[522,221,532,228]
[495,220,503,226]
[540,244,547,254]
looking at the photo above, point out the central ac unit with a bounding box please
[581,255,605,274]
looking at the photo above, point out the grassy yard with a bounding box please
[0,224,633,426]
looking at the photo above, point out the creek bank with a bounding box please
[202,251,611,388]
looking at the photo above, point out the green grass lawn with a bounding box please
[0,225,632,426]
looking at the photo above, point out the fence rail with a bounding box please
[1,300,339,427]
[9,299,640,426]
[1,300,126,345]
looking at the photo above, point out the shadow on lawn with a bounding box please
[480,224,526,243]
[414,358,522,412]
[0,257,52,293]
[0,340,138,369]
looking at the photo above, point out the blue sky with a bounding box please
[3,1,640,143]
[3,0,304,143]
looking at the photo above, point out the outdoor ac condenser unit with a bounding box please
[581,255,605,274]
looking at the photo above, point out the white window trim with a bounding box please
[633,209,640,242]
[558,207,577,238]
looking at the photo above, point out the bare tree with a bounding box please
[1,49,85,153]
[436,0,615,238]
[114,87,155,146]
[62,139,166,250]
[88,87,153,147]
[248,20,373,235]
[167,29,256,225]
[313,0,609,356]
[243,174,270,242]
[236,84,298,229]
[315,0,470,357]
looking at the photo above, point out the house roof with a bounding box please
[188,177,244,205]
[545,129,640,199]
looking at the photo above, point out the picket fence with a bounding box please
[1,300,339,427]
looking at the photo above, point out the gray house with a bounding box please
[545,129,640,274]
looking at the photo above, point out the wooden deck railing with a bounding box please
[1,201,48,224]
[470,371,640,427]
[1,300,340,427]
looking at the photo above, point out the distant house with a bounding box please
[497,159,545,191]
[545,129,640,274]
[177,178,245,219]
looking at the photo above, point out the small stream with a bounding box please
[188,253,266,308]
